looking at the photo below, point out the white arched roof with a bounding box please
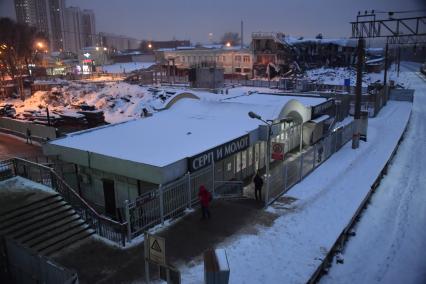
[278,99,312,123]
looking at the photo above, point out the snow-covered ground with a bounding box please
[321,65,426,284]
[179,82,413,282]
[305,64,411,88]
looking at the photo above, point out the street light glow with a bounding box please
[96,46,99,51]
[226,42,231,47]
[148,43,152,49]
[103,47,107,51]
[36,42,44,48]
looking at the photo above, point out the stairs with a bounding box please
[0,193,95,256]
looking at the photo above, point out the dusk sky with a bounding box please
[1,0,425,43]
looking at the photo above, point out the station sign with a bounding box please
[188,134,250,172]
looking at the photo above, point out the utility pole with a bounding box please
[350,10,426,149]
[352,38,365,149]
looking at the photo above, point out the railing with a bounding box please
[126,165,214,239]
[214,181,244,198]
[1,158,127,246]
[266,121,354,204]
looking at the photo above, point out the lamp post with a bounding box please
[248,111,293,207]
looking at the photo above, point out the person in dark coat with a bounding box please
[198,185,212,219]
[253,171,264,201]
[26,128,32,144]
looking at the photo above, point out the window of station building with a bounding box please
[242,150,247,170]
[243,56,250,63]
[216,56,219,62]
[235,55,242,62]
[236,152,241,172]
[243,68,251,73]
[235,68,242,73]
[222,56,226,62]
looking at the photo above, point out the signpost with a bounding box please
[271,142,284,161]
[148,234,166,265]
[144,233,180,284]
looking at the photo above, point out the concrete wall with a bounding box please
[78,166,157,213]
[0,118,57,140]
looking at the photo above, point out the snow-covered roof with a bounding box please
[284,36,357,47]
[49,93,325,168]
[101,62,155,73]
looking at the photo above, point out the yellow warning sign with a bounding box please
[148,234,166,265]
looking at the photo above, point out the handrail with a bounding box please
[4,157,127,246]
[51,171,124,227]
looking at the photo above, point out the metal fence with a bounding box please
[267,121,354,203]
[126,164,219,239]
[225,79,368,93]
[2,237,78,284]
[1,158,127,246]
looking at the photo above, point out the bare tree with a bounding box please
[0,17,48,100]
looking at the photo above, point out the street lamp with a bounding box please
[248,111,272,207]
[249,111,295,207]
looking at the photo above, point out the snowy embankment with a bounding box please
[305,65,411,88]
[6,82,281,124]
[180,99,412,281]
[322,69,426,284]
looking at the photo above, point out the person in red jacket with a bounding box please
[198,185,212,220]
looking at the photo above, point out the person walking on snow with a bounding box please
[253,171,264,201]
[198,185,212,220]
[26,128,32,144]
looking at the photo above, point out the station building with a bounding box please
[43,91,334,219]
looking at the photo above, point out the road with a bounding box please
[322,64,426,283]
[0,133,42,160]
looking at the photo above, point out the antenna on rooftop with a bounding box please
[241,20,244,49]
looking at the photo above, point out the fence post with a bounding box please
[124,200,132,242]
[187,172,192,209]
[299,153,304,181]
[313,144,317,168]
[212,161,215,196]
[284,161,289,190]
[49,170,56,190]
[159,185,164,225]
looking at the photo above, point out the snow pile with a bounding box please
[305,65,411,88]
[6,81,273,124]
[8,82,161,123]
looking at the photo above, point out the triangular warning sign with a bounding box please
[151,239,162,253]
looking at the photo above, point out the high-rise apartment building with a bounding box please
[81,9,96,47]
[63,6,83,54]
[14,0,50,37]
[14,0,66,51]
